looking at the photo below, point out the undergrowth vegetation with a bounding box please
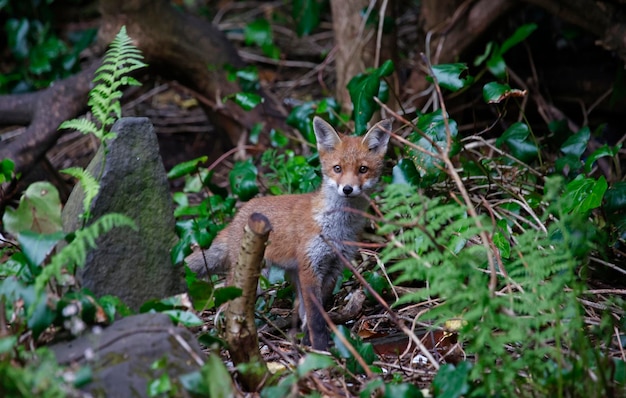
[1,7,625,398]
[0,27,142,396]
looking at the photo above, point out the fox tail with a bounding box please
[185,241,229,277]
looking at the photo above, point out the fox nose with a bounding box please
[343,185,353,195]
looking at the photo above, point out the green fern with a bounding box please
[378,182,610,396]
[35,213,136,292]
[58,26,146,143]
[379,184,487,307]
[61,167,99,219]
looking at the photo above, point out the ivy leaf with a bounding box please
[28,293,56,339]
[500,23,538,55]
[363,271,388,299]
[18,231,65,267]
[433,362,472,398]
[483,82,526,104]
[0,336,17,354]
[347,60,394,135]
[392,158,421,186]
[229,159,259,201]
[496,122,538,163]
[584,143,621,174]
[407,109,460,180]
[167,156,208,179]
[483,23,537,79]
[244,19,273,47]
[214,286,242,307]
[604,182,626,237]
[486,52,506,79]
[0,158,15,183]
[560,126,590,158]
[562,175,608,214]
[162,310,203,327]
[293,0,321,36]
[202,353,234,398]
[224,92,264,111]
[3,182,62,235]
[492,231,511,259]
[297,353,335,376]
[269,128,289,148]
[384,383,425,398]
[428,63,473,92]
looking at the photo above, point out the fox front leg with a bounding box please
[297,265,330,350]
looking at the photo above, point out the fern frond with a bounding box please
[35,213,137,292]
[58,119,100,136]
[61,167,100,214]
[58,25,146,143]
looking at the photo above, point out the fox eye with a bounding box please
[333,165,342,173]
[358,166,369,174]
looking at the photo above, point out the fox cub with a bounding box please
[186,116,391,350]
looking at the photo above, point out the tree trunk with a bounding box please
[330,0,399,117]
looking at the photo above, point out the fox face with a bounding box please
[313,117,390,199]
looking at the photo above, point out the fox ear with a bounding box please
[313,116,341,152]
[363,119,392,155]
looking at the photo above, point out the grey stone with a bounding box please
[50,313,205,397]
[62,117,183,310]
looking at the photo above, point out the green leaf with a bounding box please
[500,23,538,55]
[332,325,376,374]
[147,373,172,396]
[3,181,62,235]
[188,279,215,311]
[474,41,494,67]
[98,295,132,321]
[245,19,273,47]
[229,159,259,201]
[0,336,17,354]
[392,158,421,186]
[269,128,289,148]
[18,231,65,267]
[224,92,264,111]
[560,126,590,158]
[285,98,341,143]
[297,353,335,376]
[28,293,56,339]
[202,353,234,398]
[432,362,472,398]
[363,271,387,298]
[407,109,460,180]
[482,82,526,104]
[180,370,205,395]
[585,143,621,174]
[384,383,424,398]
[0,158,15,183]
[162,309,203,327]
[486,52,506,79]
[249,122,263,144]
[167,156,208,179]
[347,60,394,135]
[293,0,321,36]
[72,366,93,388]
[429,63,473,92]
[492,231,510,259]
[562,175,608,214]
[214,286,243,307]
[604,181,626,215]
[261,43,281,59]
[6,18,29,59]
[496,122,538,163]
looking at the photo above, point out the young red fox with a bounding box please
[186,116,391,349]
